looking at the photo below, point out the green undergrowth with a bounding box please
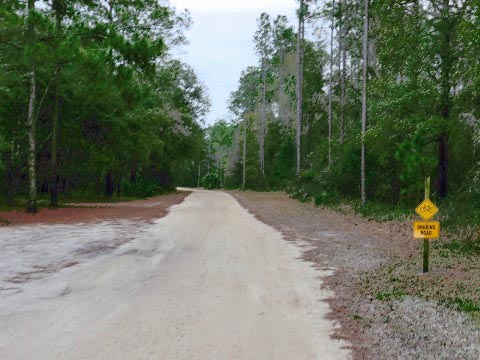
[350,200,412,222]
[288,187,480,255]
[0,196,49,211]
[286,186,480,321]
[60,195,147,205]
[0,190,182,213]
[437,240,480,257]
[361,259,480,321]
[441,297,480,314]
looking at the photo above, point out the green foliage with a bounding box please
[441,298,480,314]
[0,0,209,205]
[204,2,480,255]
[375,289,406,302]
[201,169,222,190]
[122,176,162,198]
[265,122,296,189]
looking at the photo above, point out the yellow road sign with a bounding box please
[413,221,440,239]
[415,199,439,220]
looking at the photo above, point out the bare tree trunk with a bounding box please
[361,0,369,205]
[108,0,114,72]
[105,172,114,198]
[438,134,448,197]
[105,0,115,196]
[4,150,14,206]
[260,58,267,179]
[352,0,361,131]
[339,0,347,143]
[437,0,451,198]
[50,0,64,207]
[197,164,201,187]
[354,57,360,91]
[328,0,335,165]
[26,0,37,213]
[243,117,247,190]
[197,164,201,188]
[295,0,305,174]
[50,66,60,206]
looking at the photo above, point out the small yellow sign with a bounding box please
[415,199,439,220]
[413,221,440,239]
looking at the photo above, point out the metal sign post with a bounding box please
[423,177,430,273]
[413,176,440,273]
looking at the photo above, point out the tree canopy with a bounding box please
[206,0,480,216]
[0,0,209,208]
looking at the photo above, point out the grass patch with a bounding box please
[351,200,412,222]
[437,240,480,256]
[352,314,364,321]
[0,196,28,212]
[375,289,406,301]
[361,265,480,322]
[441,297,480,314]
[453,298,480,313]
[289,182,480,255]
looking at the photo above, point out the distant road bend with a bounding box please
[0,189,350,360]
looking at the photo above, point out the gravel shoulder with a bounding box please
[230,190,480,360]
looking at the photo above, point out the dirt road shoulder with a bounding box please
[230,191,480,360]
[0,192,190,226]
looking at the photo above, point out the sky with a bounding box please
[169,0,298,126]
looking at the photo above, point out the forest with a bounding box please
[1,1,479,357]
[0,0,209,212]
[204,0,480,235]
[1,0,480,232]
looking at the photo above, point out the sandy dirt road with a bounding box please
[0,189,350,360]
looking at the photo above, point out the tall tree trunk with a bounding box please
[50,66,60,206]
[50,0,64,207]
[260,57,267,179]
[197,164,201,187]
[361,0,369,205]
[339,0,347,143]
[295,0,305,174]
[438,134,448,197]
[108,0,114,72]
[104,1,116,199]
[130,161,137,182]
[243,117,247,190]
[353,0,361,128]
[105,172,114,198]
[26,0,37,213]
[4,150,14,206]
[437,0,452,198]
[328,0,335,165]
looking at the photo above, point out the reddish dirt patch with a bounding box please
[0,192,189,226]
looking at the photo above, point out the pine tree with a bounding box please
[26,0,37,213]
